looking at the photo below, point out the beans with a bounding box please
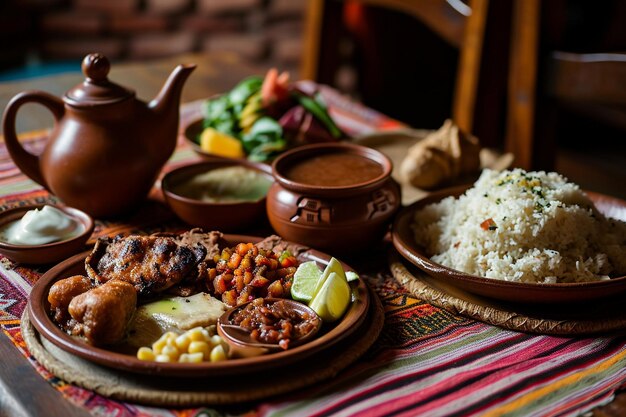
[231,298,321,349]
[136,325,228,363]
[207,245,298,307]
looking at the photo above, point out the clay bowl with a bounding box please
[267,143,401,254]
[162,160,274,232]
[392,186,626,304]
[0,204,94,264]
[217,298,322,358]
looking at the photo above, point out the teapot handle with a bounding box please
[2,91,65,189]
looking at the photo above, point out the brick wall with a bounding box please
[1,0,306,74]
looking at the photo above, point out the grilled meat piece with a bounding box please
[171,228,224,260]
[256,234,308,258]
[68,279,137,345]
[85,235,206,298]
[151,229,225,295]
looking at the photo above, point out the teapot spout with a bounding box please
[149,63,196,116]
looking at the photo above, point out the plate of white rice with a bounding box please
[391,169,626,303]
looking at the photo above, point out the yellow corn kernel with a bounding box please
[210,335,224,348]
[175,334,191,351]
[209,345,227,362]
[155,354,171,363]
[188,340,211,359]
[164,332,178,344]
[137,347,155,361]
[179,352,204,363]
[187,327,205,342]
[201,328,211,341]
[152,338,167,355]
[162,345,180,360]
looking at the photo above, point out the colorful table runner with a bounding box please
[2,91,626,417]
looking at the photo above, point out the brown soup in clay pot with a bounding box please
[284,153,384,187]
[267,143,401,254]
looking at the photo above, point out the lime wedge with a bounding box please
[346,271,359,282]
[313,257,346,297]
[291,261,322,302]
[309,272,351,322]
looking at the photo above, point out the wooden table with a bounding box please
[1,52,626,417]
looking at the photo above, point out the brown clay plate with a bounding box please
[392,187,626,304]
[28,234,370,377]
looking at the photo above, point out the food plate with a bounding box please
[28,234,370,377]
[392,187,626,304]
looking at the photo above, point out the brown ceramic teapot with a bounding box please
[2,53,196,217]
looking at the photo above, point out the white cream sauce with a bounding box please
[0,205,83,245]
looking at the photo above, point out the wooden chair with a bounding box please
[506,0,626,170]
[303,0,626,172]
[301,0,512,150]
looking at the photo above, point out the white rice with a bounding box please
[411,169,626,283]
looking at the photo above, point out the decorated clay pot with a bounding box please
[267,143,401,254]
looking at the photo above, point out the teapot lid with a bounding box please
[65,53,134,106]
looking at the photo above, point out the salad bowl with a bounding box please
[184,70,345,162]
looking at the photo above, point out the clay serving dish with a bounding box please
[267,143,401,254]
[392,186,626,304]
[0,204,94,264]
[162,160,274,232]
[217,298,322,358]
[28,234,370,376]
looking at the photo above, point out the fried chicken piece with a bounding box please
[68,279,137,345]
[85,235,206,298]
[48,275,93,326]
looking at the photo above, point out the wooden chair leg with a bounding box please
[453,0,490,134]
[301,0,325,81]
[505,0,540,170]
[301,0,344,84]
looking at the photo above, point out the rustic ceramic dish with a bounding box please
[217,298,322,358]
[392,187,626,304]
[27,234,370,377]
[161,160,274,232]
[267,143,401,254]
[0,204,94,264]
